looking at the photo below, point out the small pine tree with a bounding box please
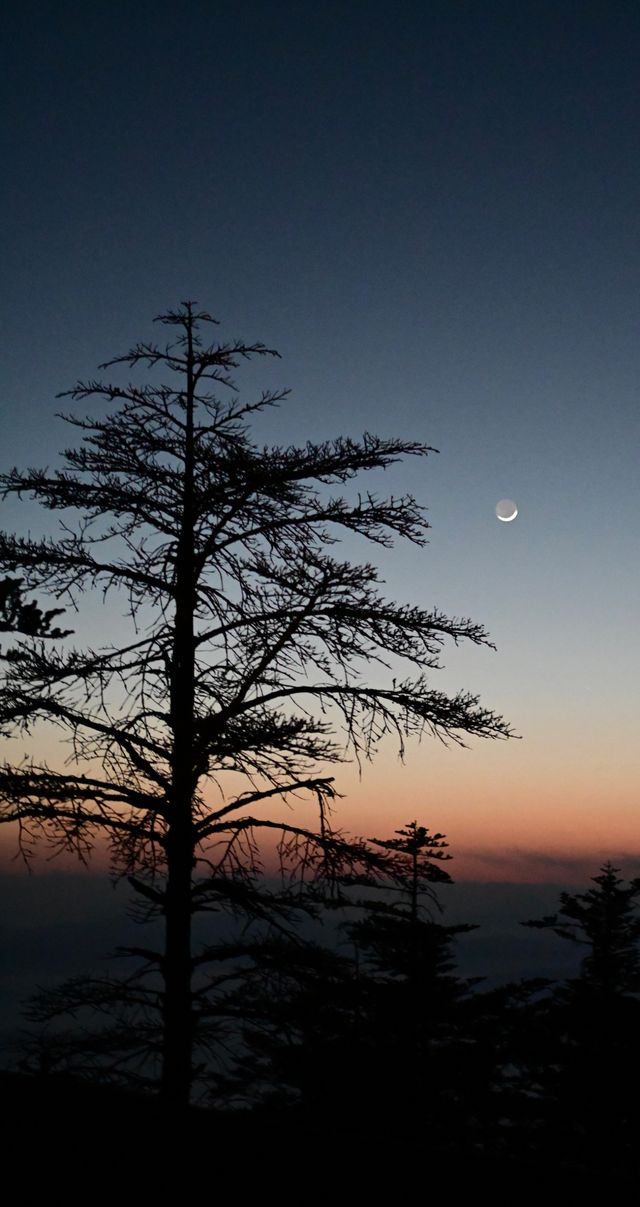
[522,865,640,1169]
[345,821,474,990]
[524,861,640,998]
[217,823,476,1122]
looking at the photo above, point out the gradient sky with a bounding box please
[1,0,639,882]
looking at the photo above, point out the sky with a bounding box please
[1,0,639,886]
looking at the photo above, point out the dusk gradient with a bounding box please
[2,1,639,882]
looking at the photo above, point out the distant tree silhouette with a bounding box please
[0,302,512,1105]
[520,863,640,1171]
[523,861,640,998]
[216,822,475,1121]
[344,821,470,980]
[340,823,478,1128]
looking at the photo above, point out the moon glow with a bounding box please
[496,499,518,522]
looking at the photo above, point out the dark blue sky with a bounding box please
[2,1,639,875]
[4,1,639,430]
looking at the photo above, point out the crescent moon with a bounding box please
[496,499,518,522]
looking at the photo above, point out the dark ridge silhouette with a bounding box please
[5,852,640,1181]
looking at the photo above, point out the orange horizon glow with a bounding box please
[3,677,638,888]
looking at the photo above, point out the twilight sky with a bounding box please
[1,0,639,882]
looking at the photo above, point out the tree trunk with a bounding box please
[161,313,197,1106]
[161,823,194,1105]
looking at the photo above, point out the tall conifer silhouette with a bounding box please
[0,303,511,1103]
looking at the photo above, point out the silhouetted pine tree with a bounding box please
[524,862,640,999]
[0,303,513,1105]
[519,863,640,1173]
[339,823,479,1138]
